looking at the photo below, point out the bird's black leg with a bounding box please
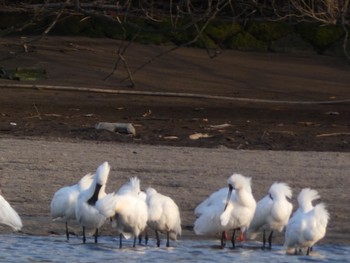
[94,228,98,243]
[65,221,69,241]
[138,234,142,245]
[133,236,137,247]
[220,231,226,248]
[231,229,236,248]
[119,234,123,248]
[145,229,149,245]
[155,230,160,247]
[262,229,266,248]
[268,231,273,249]
[83,227,86,243]
[307,247,310,256]
[166,231,170,247]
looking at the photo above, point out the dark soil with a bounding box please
[0,36,349,151]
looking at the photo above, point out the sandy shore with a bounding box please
[0,137,349,245]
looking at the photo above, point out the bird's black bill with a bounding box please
[223,184,233,211]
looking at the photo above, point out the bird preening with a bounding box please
[194,173,256,248]
[194,174,329,255]
[50,162,182,248]
[284,188,329,255]
[3,161,329,256]
[246,182,293,249]
[75,161,110,243]
[50,172,95,240]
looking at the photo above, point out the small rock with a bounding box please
[326,111,340,115]
[95,122,136,135]
[189,133,211,140]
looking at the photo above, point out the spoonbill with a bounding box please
[75,161,110,243]
[246,182,293,248]
[50,172,94,240]
[115,176,142,196]
[146,187,182,247]
[194,187,231,238]
[194,173,256,248]
[96,177,148,248]
[220,173,256,248]
[284,188,329,255]
[0,189,22,231]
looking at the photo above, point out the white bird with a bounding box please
[194,173,256,248]
[146,187,182,247]
[50,172,94,240]
[0,189,22,231]
[96,177,148,248]
[220,173,257,247]
[194,187,229,218]
[284,188,329,255]
[194,187,231,238]
[246,182,293,248]
[75,161,110,243]
[116,176,143,196]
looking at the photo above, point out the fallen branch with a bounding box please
[1,83,350,105]
[316,132,350,137]
[32,103,42,120]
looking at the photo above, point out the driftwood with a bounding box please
[0,83,350,105]
[316,132,350,138]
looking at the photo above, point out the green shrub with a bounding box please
[195,32,218,49]
[296,22,344,51]
[205,21,241,44]
[247,21,293,42]
[229,31,268,51]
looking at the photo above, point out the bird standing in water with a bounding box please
[50,172,94,240]
[246,182,293,248]
[146,187,181,247]
[75,162,110,243]
[284,188,329,255]
[194,173,256,248]
[96,176,148,248]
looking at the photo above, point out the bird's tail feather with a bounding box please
[0,196,23,231]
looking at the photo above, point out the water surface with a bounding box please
[0,234,348,262]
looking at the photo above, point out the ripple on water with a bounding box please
[0,234,348,263]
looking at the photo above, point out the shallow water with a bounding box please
[0,234,348,263]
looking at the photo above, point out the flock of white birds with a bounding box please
[0,161,329,256]
[194,173,329,255]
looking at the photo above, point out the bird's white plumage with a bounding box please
[116,176,141,196]
[247,182,293,240]
[219,174,256,235]
[284,188,329,254]
[194,187,232,235]
[194,173,256,238]
[50,173,94,221]
[146,187,182,242]
[97,193,148,240]
[194,187,229,218]
[96,176,148,241]
[0,192,22,231]
[75,162,110,233]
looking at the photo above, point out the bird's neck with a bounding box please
[300,201,314,213]
[88,183,102,205]
[235,188,254,206]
